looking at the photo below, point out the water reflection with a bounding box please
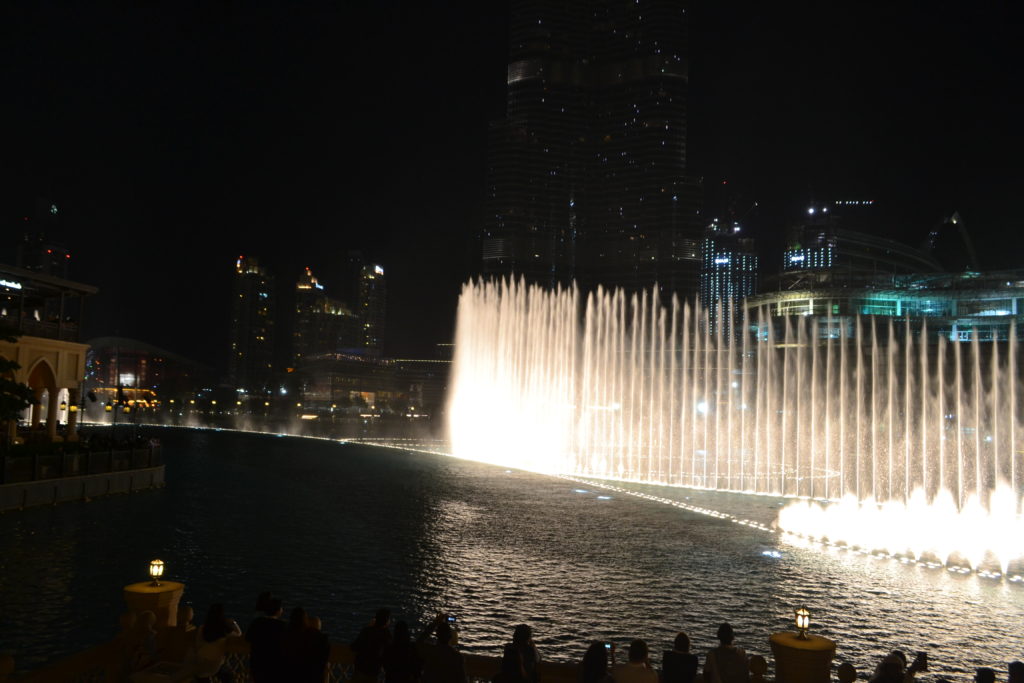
[0,428,1021,679]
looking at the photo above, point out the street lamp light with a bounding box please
[149,559,165,586]
[795,607,810,639]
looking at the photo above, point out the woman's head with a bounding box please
[202,604,230,642]
[513,624,532,646]
[581,642,609,683]
[673,632,690,652]
[289,607,308,631]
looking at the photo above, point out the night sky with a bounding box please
[3,2,1021,370]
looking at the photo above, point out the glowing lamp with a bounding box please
[104,403,113,413]
[123,405,131,414]
[60,400,67,411]
[69,404,78,413]
[795,607,810,639]
[149,559,165,586]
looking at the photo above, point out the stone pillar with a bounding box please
[66,389,80,441]
[46,389,59,441]
[123,581,186,628]
[31,389,44,428]
[769,632,836,683]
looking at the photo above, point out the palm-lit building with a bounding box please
[481,0,703,298]
[85,337,211,415]
[0,262,95,440]
[227,256,275,395]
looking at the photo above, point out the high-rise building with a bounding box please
[700,219,758,339]
[356,264,386,355]
[481,0,703,297]
[293,267,361,364]
[227,255,275,394]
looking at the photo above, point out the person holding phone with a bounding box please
[579,641,615,683]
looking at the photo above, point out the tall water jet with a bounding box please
[448,278,1024,569]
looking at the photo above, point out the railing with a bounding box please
[0,445,162,485]
[7,629,588,683]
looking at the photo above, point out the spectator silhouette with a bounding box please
[353,608,394,683]
[579,642,615,683]
[281,607,330,683]
[1009,661,1024,683]
[246,595,287,682]
[976,669,997,683]
[613,639,658,683]
[703,623,748,683]
[384,620,423,683]
[493,643,528,683]
[512,624,541,683]
[418,619,467,683]
[662,632,698,683]
[193,603,241,683]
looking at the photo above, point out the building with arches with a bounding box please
[0,263,95,443]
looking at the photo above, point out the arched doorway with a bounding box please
[27,359,59,440]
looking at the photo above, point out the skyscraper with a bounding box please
[228,255,275,394]
[356,264,386,356]
[293,267,361,364]
[700,219,758,340]
[481,0,703,297]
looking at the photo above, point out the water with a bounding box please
[1,428,1022,679]
[447,279,1024,567]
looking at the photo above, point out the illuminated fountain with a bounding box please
[448,278,1024,570]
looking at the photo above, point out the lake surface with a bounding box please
[1,427,1022,677]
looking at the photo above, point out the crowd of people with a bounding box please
[127,596,1024,683]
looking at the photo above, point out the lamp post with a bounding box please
[124,558,184,628]
[795,607,810,639]
[149,558,164,586]
[769,606,835,683]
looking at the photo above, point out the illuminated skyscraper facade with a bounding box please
[293,267,361,364]
[228,256,275,394]
[481,0,703,297]
[357,264,386,355]
[700,220,758,339]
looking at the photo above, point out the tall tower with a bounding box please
[356,264,386,356]
[228,256,275,394]
[700,220,758,340]
[481,0,703,298]
[293,267,360,364]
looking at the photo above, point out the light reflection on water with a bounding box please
[0,428,1021,678]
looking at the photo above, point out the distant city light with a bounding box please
[0,279,22,290]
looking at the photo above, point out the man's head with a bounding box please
[436,622,453,645]
[375,608,391,628]
[716,623,735,645]
[1008,661,1024,683]
[976,668,996,683]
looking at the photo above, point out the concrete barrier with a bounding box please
[0,466,165,512]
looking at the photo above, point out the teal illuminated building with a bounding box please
[750,205,1021,343]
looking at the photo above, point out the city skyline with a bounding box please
[2,2,1020,370]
